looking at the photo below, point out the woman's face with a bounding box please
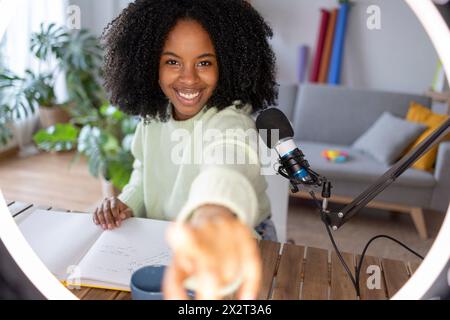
[159,19,219,121]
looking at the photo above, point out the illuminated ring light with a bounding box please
[394,0,450,299]
[0,0,449,300]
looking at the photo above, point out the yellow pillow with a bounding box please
[405,101,450,172]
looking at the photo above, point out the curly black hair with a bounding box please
[101,0,278,120]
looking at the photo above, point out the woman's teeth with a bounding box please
[177,91,200,100]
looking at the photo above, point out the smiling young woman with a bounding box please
[99,0,278,299]
[159,20,219,121]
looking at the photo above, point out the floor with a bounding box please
[0,149,103,212]
[1,149,445,265]
[287,197,445,264]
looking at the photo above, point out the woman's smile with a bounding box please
[173,88,204,106]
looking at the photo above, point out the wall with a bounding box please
[69,0,131,36]
[252,0,440,94]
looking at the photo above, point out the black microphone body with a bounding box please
[256,108,318,186]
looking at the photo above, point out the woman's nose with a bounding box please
[179,65,199,84]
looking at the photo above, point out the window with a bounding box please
[2,0,67,75]
[0,35,6,70]
[0,0,68,149]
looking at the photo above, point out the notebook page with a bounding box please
[18,210,103,279]
[77,217,173,289]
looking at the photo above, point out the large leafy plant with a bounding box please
[77,105,138,190]
[0,69,56,110]
[0,23,104,147]
[0,68,56,145]
[34,104,138,191]
[33,123,79,152]
[30,24,138,191]
[0,104,13,146]
[30,23,105,115]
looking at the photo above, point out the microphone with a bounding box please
[256,108,318,186]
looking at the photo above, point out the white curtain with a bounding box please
[1,0,68,155]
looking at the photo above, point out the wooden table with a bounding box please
[8,200,421,300]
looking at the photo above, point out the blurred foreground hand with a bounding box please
[163,204,262,300]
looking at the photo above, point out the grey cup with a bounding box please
[130,265,166,300]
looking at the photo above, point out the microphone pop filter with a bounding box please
[256,108,294,148]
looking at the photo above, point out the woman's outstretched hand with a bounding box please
[93,197,134,230]
[163,204,262,300]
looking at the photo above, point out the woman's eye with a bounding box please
[198,61,212,67]
[166,60,179,66]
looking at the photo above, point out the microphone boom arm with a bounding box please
[288,118,450,231]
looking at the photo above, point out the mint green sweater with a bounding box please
[117,103,271,228]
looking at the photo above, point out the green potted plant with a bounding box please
[76,104,138,195]
[0,23,104,146]
[0,68,53,148]
[33,103,138,195]
[29,24,70,128]
[29,23,136,195]
[30,23,104,124]
[0,39,14,149]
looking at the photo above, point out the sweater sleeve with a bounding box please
[177,106,264,228]
[117,121,146,218]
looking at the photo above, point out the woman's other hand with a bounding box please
[93,197,134,230]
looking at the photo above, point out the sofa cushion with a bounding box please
[405,101,450,172]
[296,141,436,188]
[351,112,426,165]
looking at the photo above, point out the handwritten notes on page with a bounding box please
[18,210,173,290]
[76,217,172,289]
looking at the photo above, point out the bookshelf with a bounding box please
[425,89,450,115]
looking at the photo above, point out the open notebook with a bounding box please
[18,210,172,291]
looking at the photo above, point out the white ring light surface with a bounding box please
[0,0,449,301]
[0,191,76,299]
[394,0,450,300]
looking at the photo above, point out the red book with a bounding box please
[319,8,338,83]
[310,9,330,82]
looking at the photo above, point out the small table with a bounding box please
[8,200,420,300]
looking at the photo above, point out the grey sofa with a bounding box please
[277,83,450,239]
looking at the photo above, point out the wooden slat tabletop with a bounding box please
[257,240,280,300]
[272,243,304,300]
[8,201,33,217]
[9,201,417,300]
[302,247,328,300]
[357,255,387,300]
[331,251,357,300]
[382,258,411,298]
[408,261,421,276]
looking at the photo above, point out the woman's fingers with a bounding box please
[110,198,121,227]
[165,228,222,300]
[102,199,116,230]
[196,269,221,300]
[162,257,190,300]
[93,207,100,225]
[167,224,202,257]
[96,203,107,228]
[236,238,262,300]
[93,198,133,229]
